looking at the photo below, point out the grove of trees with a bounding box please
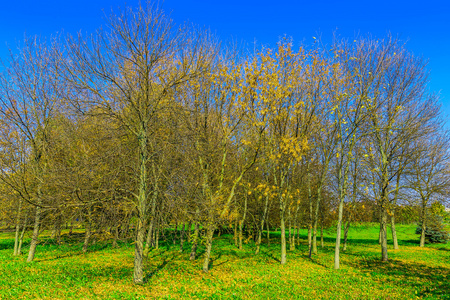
[0,4,449,284]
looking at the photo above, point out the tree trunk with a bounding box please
[289,224,295,251]
[83,221,91,253]
[312,224,318,254]
[187,221,192,241]
[202,224,215,272]
[256,194,270,254]
[133,126,149,285]
[380,207,389,261]
[420,223,426,247]
[144,218,154,253]
[27,205,41,263]
[288,208,294,251]
[17,217,28,255]
[13,200,22,256]
[133,218,146,284]
[378,224,382,245]
[307,226,312,254]
[155,223,160,250]
[390,214,399,250]
[234,220,238,247]
[256,225,262,254]
[55,220,61,245]
[320,223,324,248]
[190,222,199,260]
[343,221,350,251]
[179,222,186,252]
[144,187,158,252]
[312,192,322,255]
[420,203,427,247]
[334,200,344,269]
[239,194,248,250]
[280,206,287,265]
[238,221,244,250]
[112,225,119,248]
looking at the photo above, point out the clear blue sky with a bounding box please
[1,0,449,124]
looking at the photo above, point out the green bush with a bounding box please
[416,215,450,244]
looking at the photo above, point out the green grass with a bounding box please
[0,224,449,299]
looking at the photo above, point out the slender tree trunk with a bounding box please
[320,223,324,248]
[307,167,313,255]
[27,145,45,263]
[312,224,318,254]
[390,214,399,250]
[18,219,27,255]
[144,219,154,253]
[27,205,41,263]
[190,222,199,261]
[133,218,146,284]
[13,224,21,252]
[239,194,248,250]
[379,223,382,245]
[266,213,270,246]
[55,220,61,245]
[173,221,178,245]
[380,206,389,261]
[312,189,322,255]
[234,220,238,247]
[13,200,22,256]
[312,161,327,256]
[290,224,295,251]
[334,157,351,269]
[133,126,149,285]
[179,222,186,252]
[202,224,215,272]
[420,201,427,247]
[256,224,262,254]
[343,221,350,251]
[420,223,426,247]
[280,204,287,265]
[69,222,73,235]
[144,188,158,252]
[83,221,91,253]
[155,223,160,250]
[187,221,192,242]
[307,226,312,254]
[288,208,294,251]
[256,194,270,254]
[293,201,300,247]
[112,225,119,248]
[334,200,344,269]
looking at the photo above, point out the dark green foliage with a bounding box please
[416,215,450,244]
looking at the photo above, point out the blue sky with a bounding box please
[1,0,449,124]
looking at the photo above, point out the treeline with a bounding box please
[0,4,449,284]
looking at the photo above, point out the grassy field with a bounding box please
[0,224,449,299]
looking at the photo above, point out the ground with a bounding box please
[0,224,449,299]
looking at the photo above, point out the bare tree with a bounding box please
[407,131,450,246]
[57,3,214,283]
[361,36,440,261]
[0,37,59,262]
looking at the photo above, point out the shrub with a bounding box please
[416,215,450,244]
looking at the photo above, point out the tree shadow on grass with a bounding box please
[348,258,450,298]
[339,238,420,247]
[436,247,450,252]
[37,250,86,262]
[0,239,15,250]
[144,253,179,282]
[37,242,114,262]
